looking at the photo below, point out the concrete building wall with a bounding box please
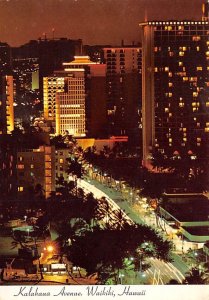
[17,146,55,199]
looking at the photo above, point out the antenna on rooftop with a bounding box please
[43,32,47,40]
[52,28,55,40]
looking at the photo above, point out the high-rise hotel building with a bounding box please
[103,45,142,139]
[44,56,107,138]
[43,62,86,137]
[0,75,14,135]
[140,2,209,163]
[55,68,86,137]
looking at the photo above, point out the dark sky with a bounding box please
[0,0,204,46]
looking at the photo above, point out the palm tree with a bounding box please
[68,223,173,283]
[96,197,114,227]
[11,230,30,250]
[110,208,130,230]
[183,267,206,284]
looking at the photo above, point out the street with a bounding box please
[77,175,190,284]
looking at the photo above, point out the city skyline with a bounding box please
[0,0,203,47]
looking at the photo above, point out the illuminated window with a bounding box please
[183,138,187,142]
[179,103,184,107]
[165,108,169,112]
[168,72,172,77]
[17,164,24,169]
[169,138,172,143]
[205,128,209,132]
[183,77,188,81]
[183,128,187,132]
[165,67,169,72]
[179,62,183,66]
[154,67,158,72]
[197,137,201,142]
[18,186,24,192]
[30,164,34,169]
[169,113,172,117]
[168,82,173,87]
[182,47,187,51]
[197,66,202,71]
[190,77,197,82]
[206,102,209,107]
[192,36,201,41]
[59,158,64,163]
[196,46,200,51]
[179,51,184,56]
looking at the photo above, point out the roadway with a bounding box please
[77,176,190,284]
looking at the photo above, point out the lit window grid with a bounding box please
[56,90,86,137]
[152,23,209,150]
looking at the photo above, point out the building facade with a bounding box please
[55,69,86,137]
[0,75,14,135]
[17,145,55,199]
[103,45,142,140]
[140,18,209,162]
[44,56,107,138]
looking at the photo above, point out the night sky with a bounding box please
[0,0,203,46]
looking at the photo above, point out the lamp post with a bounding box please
[118,273,125,284]
[181,233,184,254]
[34,238,44,280]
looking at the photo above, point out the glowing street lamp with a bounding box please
[46,245,54,253]
[119,273,125,284]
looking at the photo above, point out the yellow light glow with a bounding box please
[47,245,54,252]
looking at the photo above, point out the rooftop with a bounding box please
[161,196,209,222]
[182,226,209,236]
[139,20,209,26]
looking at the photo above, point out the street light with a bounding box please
[119,273,125,284]
[46,245,54,253]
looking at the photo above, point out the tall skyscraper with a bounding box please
[202,0,209,21]
[44,56,107,138]
[0,75,14,134]
[55,68,86,137]
[103,45,142,140]
[140,4,209,164]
